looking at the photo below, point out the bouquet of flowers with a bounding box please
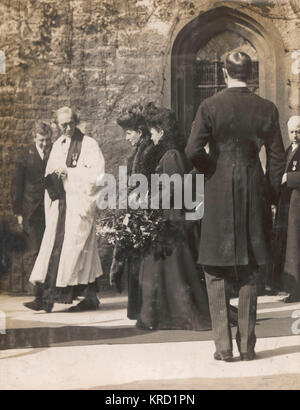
[96,209,184,261]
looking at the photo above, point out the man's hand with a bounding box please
[281,173,287,185]
[55,167,68,179]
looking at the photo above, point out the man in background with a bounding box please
[274,115,300,303]
[11,121,52,294]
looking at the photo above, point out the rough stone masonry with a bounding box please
[0,0,300,292]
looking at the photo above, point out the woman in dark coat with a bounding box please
[110,103,155,319]
[136,103,212,331]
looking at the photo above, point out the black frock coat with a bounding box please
[185,87,286,267]
[11,144,50,227]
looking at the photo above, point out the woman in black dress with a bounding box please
[110,103,155,319]
[136,103,212,331]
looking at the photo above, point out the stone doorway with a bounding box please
[171,6,286,141]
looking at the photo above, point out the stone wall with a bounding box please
[0,0,300,292]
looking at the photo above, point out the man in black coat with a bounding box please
[185,52,285,361]
[274,116,300,303]
[11,121,52,293]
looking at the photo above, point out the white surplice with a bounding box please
[30,135,105,287]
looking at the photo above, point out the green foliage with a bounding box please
[79,0,196,38]
[19,3,61,62]
[97,209,185,261]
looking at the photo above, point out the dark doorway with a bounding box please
[171,6,286,141]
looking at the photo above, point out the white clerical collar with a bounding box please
[227,82,248,88]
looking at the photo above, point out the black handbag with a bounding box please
[45,173,65,201]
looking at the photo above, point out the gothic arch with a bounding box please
[171,6,287,140]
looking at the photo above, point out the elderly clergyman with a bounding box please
[24,107,105,312]
[274,115,300,303]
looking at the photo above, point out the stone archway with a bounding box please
[171,6,287,141]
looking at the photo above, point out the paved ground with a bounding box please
[0,292,300,390]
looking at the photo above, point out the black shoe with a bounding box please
[24,300,53,313]
[282,295,299,303]
[214,351,233,362]
[68,298,100,312]
[24,300,44,311]
[44,303,54,313]
[135,320,154,331]
[240,351,256,361]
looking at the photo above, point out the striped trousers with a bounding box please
[204,265,257,354]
